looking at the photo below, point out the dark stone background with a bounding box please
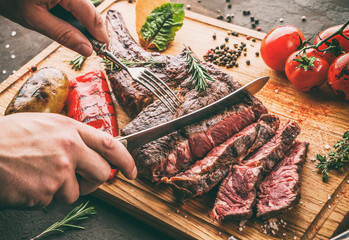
[0,0,348,239]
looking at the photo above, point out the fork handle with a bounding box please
[50,5,129,71]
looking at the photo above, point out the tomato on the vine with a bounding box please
[327,53,349,100]
[261,25,305,71]
[314,25,349,64]
[285,49,329,92]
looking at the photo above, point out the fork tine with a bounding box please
[134,76,176,114]
[144,69,181,104]
[141,72,180,108]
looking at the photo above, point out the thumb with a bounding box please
[25,4,93,56]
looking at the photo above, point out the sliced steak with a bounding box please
[211,120,301,220]
[256,141,309,219]
[163,114,280,201]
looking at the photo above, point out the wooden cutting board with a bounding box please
[0,0,348,239]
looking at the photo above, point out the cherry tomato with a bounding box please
[285,49,329,92]
[327,53,349,100]
[261,25,305,71]
[314,25,349,64]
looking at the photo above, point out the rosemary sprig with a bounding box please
[316,130,349,182]
[69,55,87,71]
[184,45,214,92]
[102,56,164,72]
[30,202,96,240]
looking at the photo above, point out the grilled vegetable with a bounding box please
[67,69,118,137]
[5,67,69,115]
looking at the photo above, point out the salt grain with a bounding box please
[275,89,279,94]
[279,18,284,22]
[300,201,303,205]
[11,54,15,59]
[11,31,16,36]
[311,157,316,162]
[319,201,323,204]
[12,70,16,74]
[218,232,222,235]
[294,236,297,239]
[283,233,287,236]
[347,180,349,184]
[2,70,6,74]
[290,109,293,113]
[328,194,331,200]
[168,213,171,216]
[324,144,330,150]
[228,236,237,240]
[184,215,187,218]
[336,195,339,197]
[5,44,9,48]
[271,230,275,235]
[328,205,331,209]
[239,227,243,231]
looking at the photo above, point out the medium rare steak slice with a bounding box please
[163,114,280,201]
[129,98,267,182]
[211,120,301,220]
[256,141,309,219]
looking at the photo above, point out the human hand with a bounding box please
[0,0,109,56]
[0,113,136,208]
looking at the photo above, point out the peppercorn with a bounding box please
[243,10,247,15]
[217,15,223,20]
[301,16,306,21]
[212,33,217,40]
[31,66,37,72]
[235,63,239,67]
[254,19,259,24]
[186,4,191,10]
[128,0,132,3]
[255,51,260,57]
[250,17,254,22]
[246,60,250,65]
[227,3,232,9]
[243,52,247,56]
[213,60,218,65]
[225,37,229,42]
[251,23,256,28]
[243,47,247,51]
[220,44,226,49]
[252,38,256,42]
[225,46,230,51]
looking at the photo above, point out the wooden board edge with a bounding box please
[185,10,266,40]
[302,174,349,239]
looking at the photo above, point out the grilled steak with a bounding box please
[130,97,267,181]
[108,9,269,181]
[163,114,280,201]
[211,121,300,220]
[256,141,309,219]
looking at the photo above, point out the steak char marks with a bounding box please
[164,114,280,201]
[211,121,301,220]
[109,9,268,182]
[256,141,309,219]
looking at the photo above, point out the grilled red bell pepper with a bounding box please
[67,69,118,137]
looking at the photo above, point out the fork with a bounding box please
[51,5,181,113]
[91,40,181,113]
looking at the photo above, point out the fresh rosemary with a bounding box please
[69,55,87,71]
[30,202,96,240]
[102,56,165,72]
[316,130,349,182]
[184,45,214,92]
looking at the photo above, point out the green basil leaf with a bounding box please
[141,3,185,51]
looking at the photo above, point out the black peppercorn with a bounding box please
[255,51,260,57]
[246,60,250,65]
[225,37,229,42]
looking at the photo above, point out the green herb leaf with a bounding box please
[316,130,349,182]
[30,202,96,240]
[69,55,87,71]
[184,45,214,92]
[141,3,185,51]
[102,56,165,72]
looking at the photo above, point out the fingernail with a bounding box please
[130,166,137,180]
[76,43,92,57]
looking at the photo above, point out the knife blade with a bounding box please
[117,76,269,151]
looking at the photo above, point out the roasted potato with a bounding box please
[5,67,69,115]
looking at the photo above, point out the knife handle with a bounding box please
[107,136,129,180]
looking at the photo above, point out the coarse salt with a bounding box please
[328,205,331,209]
[168,213,171,216]
[11,54,15,59]
[184,215,187,218]
[283,233,287,236]
[290,109,293,113]
[11,31,16,36]
[319,201,323,204]
[5,44,9,48]
[275,89,279,94]
[347,180,349,184]
[294,236,297,239]
[271,230,275,235]
[12,70,16,74]
[279,18,284,22]
[300,201,303,205]
[218,232,222,235]
[328,194,331,200]
[228,236,237,240]
[2,70,6,74]
[131,189,134,192]
[324,144,330,150]
[311,157,316,162]
[239,227,243,231]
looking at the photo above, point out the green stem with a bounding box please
[298,19,349,54]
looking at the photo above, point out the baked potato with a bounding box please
[5,67,69,115]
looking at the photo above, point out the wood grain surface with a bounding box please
[0,1,348,239]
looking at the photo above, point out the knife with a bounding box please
[118,76,270,151]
